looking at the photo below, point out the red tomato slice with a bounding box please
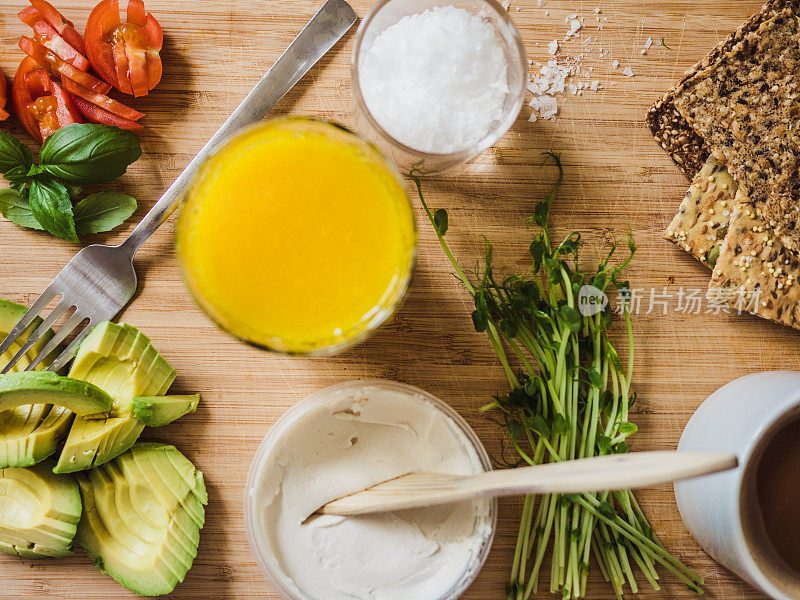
[85,0,121,90]
[71,96,142,133]
[28,0,86,56]
[110,34,134,95]
[85,0,163,97]
[122,26,149,97]
[12,57,82,142]
[17,7,40,27]
[24,69,51,98]
[32,19,90,72]
[127,0,146,26]
[144,13,163,91]
[0,70,9,121]
[60,76,144,122]
[49,80,82,136]
[19,36,112,95]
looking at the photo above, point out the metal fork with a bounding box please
[0,0,357,374]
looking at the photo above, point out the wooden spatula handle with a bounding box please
[319,451,738,516]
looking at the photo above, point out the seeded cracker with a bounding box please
[645,0,798,181]
[709,190,800,329]
[665,156,738,267]
[647,97,708,180]
[670,1,800,252]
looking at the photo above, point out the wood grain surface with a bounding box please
[0,0,794,598]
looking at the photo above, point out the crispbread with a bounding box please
[709,190,800,329]
[647,96,708,180]
[645,0,794,180]
[669,3,800,252]
[665,156,738,267]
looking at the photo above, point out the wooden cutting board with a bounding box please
[0,0,793,598]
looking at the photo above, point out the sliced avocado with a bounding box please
[0,372,113,416]
[69,322,177,410]
[55,323,177,473]
[0,299,72,468]
[0,406,74,469]
[0,299,58,371]
[75,443,207,596]
[0,459,81,557]
[133,394,200,427]
[54,416,144,474]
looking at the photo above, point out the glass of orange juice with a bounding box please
[176,118,416,355]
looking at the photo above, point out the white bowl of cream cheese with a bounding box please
[244,380,497,600]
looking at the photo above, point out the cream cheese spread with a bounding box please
[252,383,493,599]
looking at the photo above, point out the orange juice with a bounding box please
[176,118,416,354]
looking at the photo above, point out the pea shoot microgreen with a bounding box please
[411,153,703,599]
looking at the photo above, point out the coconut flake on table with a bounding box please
[359,6,509,154]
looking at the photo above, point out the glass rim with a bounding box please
[243,379,498,600]
[350,0,528,163]
[175,116,418,357]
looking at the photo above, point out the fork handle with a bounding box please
[119,0,357,255]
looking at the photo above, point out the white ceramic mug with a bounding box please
[675,371,800,600]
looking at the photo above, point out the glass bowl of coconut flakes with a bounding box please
[351,0,527,173]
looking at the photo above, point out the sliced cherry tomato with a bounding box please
[85,0,163,97]
[12,57,82,142]
[19,36,112,95]
[71,96,142,133]
[110,27,134,95]
[122,27,149,97]
[144,14,163,91]
[60,76,144,123]
[27,17,90,72]
[0,70,8,121]
[17,7,39,27]
[27,0,85,56]
[24,69,51,98]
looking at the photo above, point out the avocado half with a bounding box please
[76,443,207,596]
[55,322,177,473]
[0,299,74,468]
[0,459,81,557]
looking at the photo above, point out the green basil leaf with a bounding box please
[73,192,137,235]
[0,189,43,231]
[28,177,78,242]
[65,184,84,200]
[0,132,35,175]
[4,165,33,187]
[39,124,142,184]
